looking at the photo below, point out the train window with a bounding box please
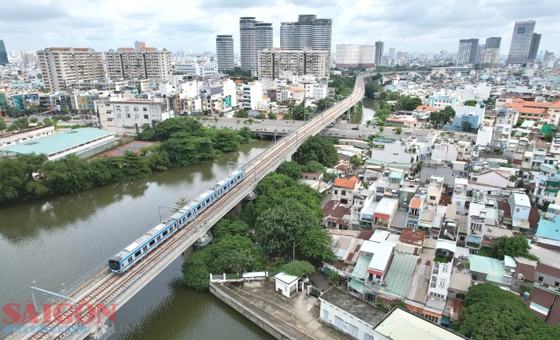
[149,240,155,246]
[172,223,176,228]
[187,212,192,217]
[134,250,141,257]
[157,236,161,241]
[163,230,168,236]
[127,258,133,263]
[206,199,210,204]
[143,246,148,252]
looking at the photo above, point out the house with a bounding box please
[510,192,531,230]
[319,288,387,340]
[471,170,509,190]
[323,201,352,230]
[374,198,399,229]
[274,272,299,298]
[528,245,560,325]
[468,254,515,287]
[535,204,560,250]
[332,176,360,205]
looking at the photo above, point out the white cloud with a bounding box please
[1,0,558,55]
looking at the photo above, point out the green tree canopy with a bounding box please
[213,218,250,239]
[279,260,315,277]
[183,235,265,290]
[255,200,320,260]
[463,100,478,107]
[489,236,536,260]
[301,160,325,173]
[459,284,560,340]
[276,161,302,180]
[234,109,249,118]
[0,117,7,130]
[293,136,338,167]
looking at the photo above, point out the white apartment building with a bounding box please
[37,47,105,92]
[335,44,374,68]
[174,61,218,77]
[257,49,329,80]
[304,81,328,101]
[105,46,172,81]
[241,81,265,110]
[96,98,174,135]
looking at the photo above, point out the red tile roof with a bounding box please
[400,228,425,245]
[334,176,359,189]
[515,262,536,282]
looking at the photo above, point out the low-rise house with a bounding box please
[535,204,560,250]
[332,176,360,205]
[528,245,560,325]
[323,201,352,230]
[468,254,516,287]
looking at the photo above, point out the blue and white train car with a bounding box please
[108,168,245,273]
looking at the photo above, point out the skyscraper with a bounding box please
[105,44,172,81]
[374,41,384,65]
[216,35,234,72]
[37,47,104,92]
[257,49,329,79]
[280,15,332,63]
[239,17,273,73]
[0,40,8,65]
[480,37,501,66]
[335,44,374,68]
[528,33,541,62]
[507,20,540,64]
[456,39,479,65]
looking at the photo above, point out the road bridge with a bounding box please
[7,73,368,340]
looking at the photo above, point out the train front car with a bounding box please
[108,255,123,273]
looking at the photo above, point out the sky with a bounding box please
[1,0,559,55]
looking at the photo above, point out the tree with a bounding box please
[183,235,264,290]
[429,106,455,128]
[279,261,315,277]
[397,96,422,111]
[7,117,29,131]
[29,117,38,124]
[256,112,267,119]
[301,160,324,173]
[0,117,6,130]
[276,161,301,180]
[489,236,536,260]
[255,200,320,260]
[394,127,402,135]
[463,100,477,107]
[298,226,334,263]
[267,112,277,120]
[293,136,338,167]
[213,218,249,239]
[234,109,249,118]
[316,98,334,112]
[459,284,560,340]
[350,155,363,168]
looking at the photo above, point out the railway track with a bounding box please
[18,75,366,340]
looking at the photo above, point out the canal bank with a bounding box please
[0,140,273,339]
[209,281,345,340]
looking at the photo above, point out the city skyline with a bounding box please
[1,0,559,55]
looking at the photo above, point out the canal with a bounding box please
[0,140,273,339]
[346,98,376,125]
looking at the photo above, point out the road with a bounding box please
[11,74,368,340]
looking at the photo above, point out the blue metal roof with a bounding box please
[1,128,113,156]
[535,215,560,241]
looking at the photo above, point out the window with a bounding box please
[144,114,149,120]
[149,240,155,246]
[538,276,544,282]
[143,107,148,112]
[163,230,168,236]
[134,250,141,257]
[334,316,344,329]
[348,324,358,338]
[555,281,560,287]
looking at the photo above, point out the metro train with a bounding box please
[108,169,245,273]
